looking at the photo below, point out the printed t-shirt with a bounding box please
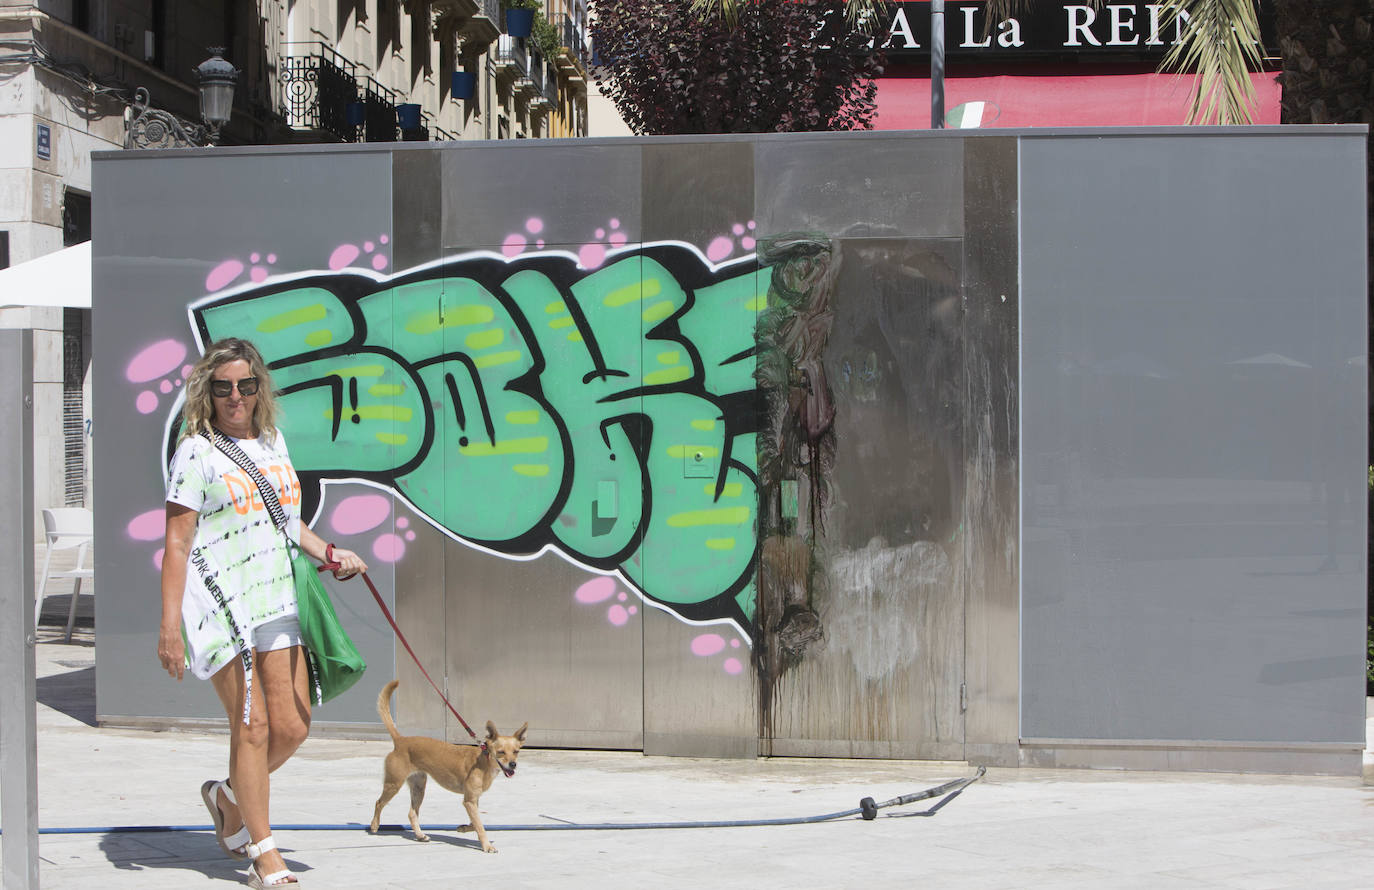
[166,430,303,680]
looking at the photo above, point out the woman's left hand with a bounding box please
[327,544,367,580]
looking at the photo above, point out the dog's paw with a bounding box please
[367,825,379,835]
[456,823,472,833]
[482,843,497,853]
[414,831,430,842]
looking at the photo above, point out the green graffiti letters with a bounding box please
[184,247,767,627]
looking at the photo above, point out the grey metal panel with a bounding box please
[0,330,40,889]
[960,137,1021,766]
[765,238,966,760]
[91,150,395,725]
[642,141,754,247]
[754,135,964,238]
[642,608,756,758]
[441,542,644,749]
[439,143,643,251]
[389,148,449,739]
[393,149,443,270]
[1020,133,1368,746]
[1018,740,1362,776]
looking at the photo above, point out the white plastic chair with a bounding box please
[36,507,94,642]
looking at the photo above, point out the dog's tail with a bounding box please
[377,680,403,742]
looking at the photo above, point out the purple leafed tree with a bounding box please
[589,0,885,134]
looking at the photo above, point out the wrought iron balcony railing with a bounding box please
[359,76,399,143]
[529,50,546,96]
[541,59,558,105]
[280,42,360,142]
[458,0,502,46]
[560,15,588,69]
[494,34,528,77]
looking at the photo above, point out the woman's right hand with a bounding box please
[157,622,185,680]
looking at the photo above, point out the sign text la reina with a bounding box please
[885,3,1194,52]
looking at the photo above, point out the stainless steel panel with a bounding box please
[754,134,964,238]
[0,330,40,889]
[1020,133,1368,745]
[442,543,644,749]
[392,505,449,739]
[1018,740,1362,776]
[92,149,395,724]
[643,607,756,758]
[642,141,754,247]
[392,149,442,269]
[389,149,448,738]
[960,137,1020,766]
[440,142,642,250]
[763,238,966,759]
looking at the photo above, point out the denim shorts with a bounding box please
[253,612,303,653]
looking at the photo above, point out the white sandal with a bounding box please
[201,779,250,859]
[244,836,298,887]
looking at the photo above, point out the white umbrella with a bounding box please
[0,241,91,309]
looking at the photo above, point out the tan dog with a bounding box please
[368,680,528,852]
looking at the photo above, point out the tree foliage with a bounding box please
[589,0,885,135]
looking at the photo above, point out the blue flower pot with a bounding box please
[506,8,535,38]
[451,71,476,101]
[396,103,421,129]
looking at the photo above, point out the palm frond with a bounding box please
[1160,0,1264,125]
[690,0,738,28]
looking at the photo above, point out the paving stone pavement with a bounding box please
[6,628,1374,889]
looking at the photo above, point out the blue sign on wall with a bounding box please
[36,123,51,161]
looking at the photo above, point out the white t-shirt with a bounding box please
[166,430,303,680]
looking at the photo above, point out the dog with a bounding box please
[368,679,528,852]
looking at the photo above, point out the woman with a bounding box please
[157,338,367,888]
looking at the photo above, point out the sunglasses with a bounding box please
[210,377,259,398]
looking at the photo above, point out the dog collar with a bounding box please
[481,740,516,777]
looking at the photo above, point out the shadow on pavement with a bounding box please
[36,665,97,726]
[97,831,312,882]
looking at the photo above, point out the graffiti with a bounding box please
[752,235,841,744]
[170,244,768,630]
[573,576,641,627]
[127,339,192,415]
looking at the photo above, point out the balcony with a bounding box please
[557,15,587,88]
[359,77,399,143]
[457,0,502,48]
[401,109,431,142]
[280,43,360,142]
[537,59,557,108]
[526,50,547,105]
[494,34,528,78]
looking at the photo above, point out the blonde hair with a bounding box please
[179,338,280,443]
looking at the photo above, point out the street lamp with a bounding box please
[195,48,240,144]
[124,48,240,148]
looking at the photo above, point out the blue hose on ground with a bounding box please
[4,768,984,836]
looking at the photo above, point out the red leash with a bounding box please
[321,545,486,748]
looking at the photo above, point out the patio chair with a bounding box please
[36,507,94,643]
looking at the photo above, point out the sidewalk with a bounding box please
[10,629,1374,889]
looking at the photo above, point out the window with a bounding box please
[62,308,88,506]
[63,191,91,247]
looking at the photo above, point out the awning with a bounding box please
[875,69,1281,129]
[0,241,92,309]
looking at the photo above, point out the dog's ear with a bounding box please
[514,722,528,742]
[485,720,499,740]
